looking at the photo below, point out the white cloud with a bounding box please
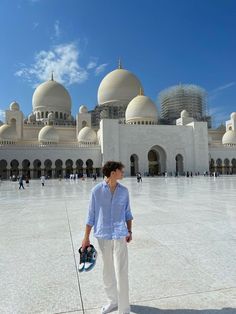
[95,63,108,76]
[209,81,236,101]
[87,61,97,70]
[54,20,61,38]
[211,82,236,93]
[15,43,89,86]
[33,22,39,29]
[0,109,5,122]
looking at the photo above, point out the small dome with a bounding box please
[32,80,71,114]
[98,68,143,106]
[28,113,36,122]
[38,126,59,143]
[125,95,158,124]
[10,101,20,111]
[231,112,236,120]
[79,105,88,114]
[181,110,189,118]
[0,124,17,140]
[48,112,54,120]
[222,130,236,145]
[77,126,97,144]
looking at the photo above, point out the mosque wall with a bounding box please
[187,122,209,173]
[54,127,76,142]
[209,147,236,161]
[100,119,120,163]
[21,126,77,142]
[0,146,101,164]
[100,119,210,175]
[23,126,42,140]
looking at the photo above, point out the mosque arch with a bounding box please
[22,159,30,178]
[0,159,7,179]
[44,159,52,178]
[55,159,63,178]
[209,158,215,173]
[224,158,230,174]
[10,159,19,177]
[10,118,16,126]
[175,154,184,175]
[65,159,73,176]
[130,154,139,176]
[86,159,93,177]
[33,159,41,178]
[232,158,236,174]
[216,158,222,174]
[148,145,166,176]
[76,159,83,176]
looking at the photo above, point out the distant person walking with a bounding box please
[40,175,46,187]
[136,172,142,183]
[18,176,25,189]
[82,161,133,314]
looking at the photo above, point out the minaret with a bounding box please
[51,71,54,81]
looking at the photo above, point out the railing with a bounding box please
[0,142,100,149]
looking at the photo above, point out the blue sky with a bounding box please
[0,0,236,127]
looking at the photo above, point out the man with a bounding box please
[40,175,46,187]
[18,175,25,189]
[82,161,133,314]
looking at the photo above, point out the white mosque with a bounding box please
[0,64,236,179]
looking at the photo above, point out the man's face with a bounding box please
[112,168,124,180]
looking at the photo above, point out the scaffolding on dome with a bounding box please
[159,84,210,126]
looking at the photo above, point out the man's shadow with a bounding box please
[130,305,236,314]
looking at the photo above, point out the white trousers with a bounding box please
[97,238,130,314]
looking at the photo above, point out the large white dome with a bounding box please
[77,126,97,144]
[32,80,71,113]
[125,95,158,124]
[97,68,143,106]
[222,130,236,146]
[38,126,59,144]
[0,124,17,140]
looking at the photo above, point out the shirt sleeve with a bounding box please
[86,192,95,226]
[125,190,133,221]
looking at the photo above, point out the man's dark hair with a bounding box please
[102,161,124,178]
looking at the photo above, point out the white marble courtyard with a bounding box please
[0,176,236,314]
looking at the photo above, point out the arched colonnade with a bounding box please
[0,158,100,179]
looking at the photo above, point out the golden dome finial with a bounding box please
[118,58,122,69]
[139,86,144,96]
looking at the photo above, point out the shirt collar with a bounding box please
[102,180,120,189]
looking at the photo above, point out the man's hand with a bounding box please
[126,232,132,243]
[82,237,90,250]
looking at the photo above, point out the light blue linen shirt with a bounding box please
[86,181,133,240]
